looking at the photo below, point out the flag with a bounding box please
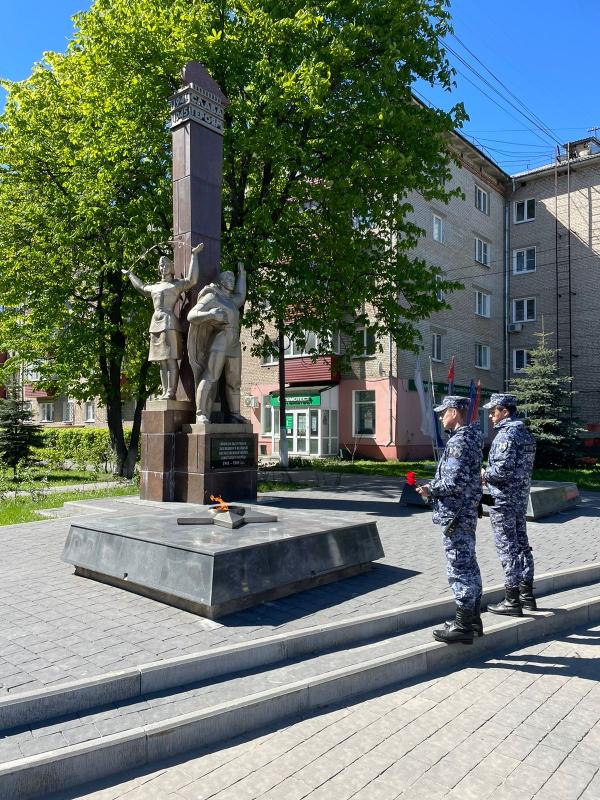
[472,380,481,423]
[415,358,434,438]
[447,355,456,394]
[466,379,476,423]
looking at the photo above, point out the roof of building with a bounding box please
[512,149,600,180]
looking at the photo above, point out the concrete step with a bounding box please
[1,570,600,798]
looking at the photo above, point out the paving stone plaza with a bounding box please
[1,480,600,799]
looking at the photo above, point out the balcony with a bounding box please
[23,384,56,400]
[284,355,340,385]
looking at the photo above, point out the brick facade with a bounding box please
[508,150,600,422]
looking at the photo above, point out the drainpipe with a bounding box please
[385,332,394,447]
[504,200,510,389]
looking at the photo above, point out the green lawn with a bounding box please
[0,486,136,526]
[270,457,600,491]
[0,467,117,487]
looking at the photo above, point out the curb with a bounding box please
[2,560,600,731]
[1,593,600,799]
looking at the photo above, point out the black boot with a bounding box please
[433,607,474,644]
[443,597,483,637]
[519,581,537,611]
[488,586,523,617]
[472,598,484,637]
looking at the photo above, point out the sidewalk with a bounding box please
[1,480,599,696]
[52,622,600,800]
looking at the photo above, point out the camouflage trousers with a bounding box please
[489,502,534,588]
[442,519,482,612]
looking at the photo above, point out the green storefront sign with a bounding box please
[270,393,321,408]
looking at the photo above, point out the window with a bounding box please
[475,290,491,318]
[475,343,490,369]
[356,326,376,356]
[513,297,536,323]
[432,214,445,243]
[514,198,535,223]
[24,365,41,382]
[513,247,536,274]
[261,402,272,434]
[353,390,376,436]
[474,237,490,266]
[64,400,75,423]
[40,403,54,423]
[431,333,443,362]
[85,401,95,422]
[436,275,445,302]
[513,349,532,372]
[263,331,340,364]
[475,185,489,215]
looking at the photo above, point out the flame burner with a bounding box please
[178,501,278,530]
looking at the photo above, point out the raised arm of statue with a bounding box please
[123,269,150,297]
[233,261,246,308]
[177,242,204,291]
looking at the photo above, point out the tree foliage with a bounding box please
[511,326,580,467]
[0,400,43,478]
[0,0,465,470]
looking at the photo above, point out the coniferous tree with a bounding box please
[511,324,580,467]
[0,400,43,479]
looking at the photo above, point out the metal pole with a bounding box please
[277,322,289,467]
[567,144,573,418]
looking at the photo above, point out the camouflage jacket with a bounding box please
[429,424,483,525]
[484,418,536,502]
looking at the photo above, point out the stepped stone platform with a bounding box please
[2,566,600,799]
[61,506,384,619]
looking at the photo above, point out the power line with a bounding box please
[448,33,562,146]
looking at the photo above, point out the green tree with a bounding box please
[0,0,465,475]
[0,400,43,479]
[511,326,580,467]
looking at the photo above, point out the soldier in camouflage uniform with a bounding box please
[417,396,483,644]
[482,393,537,616]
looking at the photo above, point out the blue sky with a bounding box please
[1,0,599,175]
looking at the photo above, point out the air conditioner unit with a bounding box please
[507,323,522,333]
[244,396,259,408]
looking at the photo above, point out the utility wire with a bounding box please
[448,32,563,146]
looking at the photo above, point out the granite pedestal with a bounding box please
[62,509,384,619]
[140,402,258,504]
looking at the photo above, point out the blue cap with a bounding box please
[483,393,518,410]
[433,395,470,412]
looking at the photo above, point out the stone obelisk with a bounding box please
[139,63,228,501]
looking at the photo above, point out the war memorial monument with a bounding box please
[61,63,384,619]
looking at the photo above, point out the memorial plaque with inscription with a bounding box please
[210,437,254,470]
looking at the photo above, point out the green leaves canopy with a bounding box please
[0,0,465,465]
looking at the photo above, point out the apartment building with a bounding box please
[240,134,600,461]
[241,135,509,460]
[508,138,600,423]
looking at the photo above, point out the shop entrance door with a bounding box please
[286,410,308,454]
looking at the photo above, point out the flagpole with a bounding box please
[429,357,440,462]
